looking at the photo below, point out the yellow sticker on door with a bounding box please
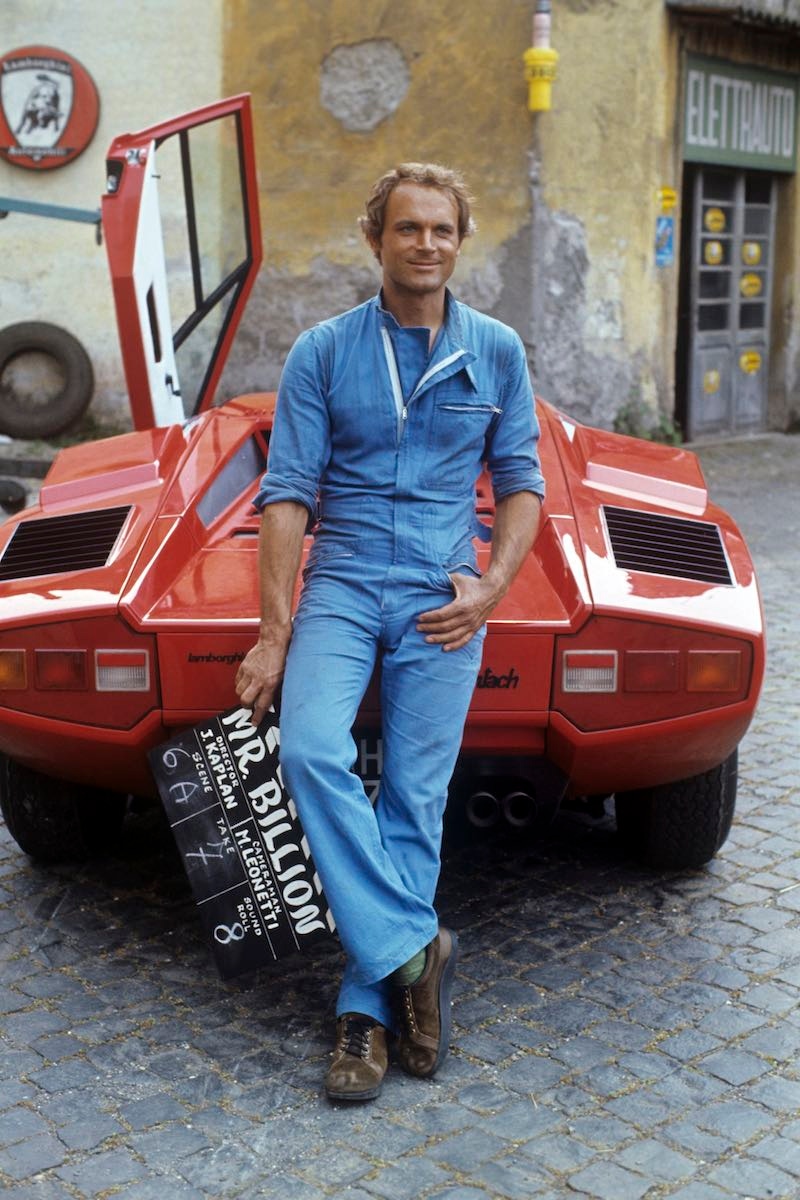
[704,207,727,233]
[739,351,761,375]
[740,274,763,297]
[704,240,724,266]
[703,369,721,394]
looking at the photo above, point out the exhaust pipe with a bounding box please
[501,790,538,828]
[465,790,501,829]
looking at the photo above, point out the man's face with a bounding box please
[372,182,462,300]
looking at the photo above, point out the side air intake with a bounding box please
[0,506,132,582]
[603,505,733,586]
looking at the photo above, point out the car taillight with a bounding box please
[95,649,150,691]
[562,651,617,693]
[0,649,26,689]
[623,650,680,693]
[35,650,88,690]
[0,618,158,728]
[554,617,753,731]
[687,650,741,693]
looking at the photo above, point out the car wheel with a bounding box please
[614,749,738,869]
[0,755,127,862]
[0,321,94,439]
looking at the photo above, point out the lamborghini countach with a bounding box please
[0,95,764,870]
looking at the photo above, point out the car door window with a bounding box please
[153,114,252,415]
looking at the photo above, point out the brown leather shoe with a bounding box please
[394,928,458,1078]
[324,1013,388,1102]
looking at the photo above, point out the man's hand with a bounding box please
[235,627,292,726]
[417,492,543,652]
[417,573,500,652]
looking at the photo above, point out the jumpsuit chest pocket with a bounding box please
[420,392,501,492]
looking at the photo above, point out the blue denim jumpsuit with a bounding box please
[254,292,545,1028]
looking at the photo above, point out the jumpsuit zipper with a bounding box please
[380,326,469,443]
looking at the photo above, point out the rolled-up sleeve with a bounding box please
[485,332,546,502]
[253,328,332,514]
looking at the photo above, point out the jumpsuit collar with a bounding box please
[374,290,479,396]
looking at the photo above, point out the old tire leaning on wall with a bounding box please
[0,321,94,439]
[0,478,27,512]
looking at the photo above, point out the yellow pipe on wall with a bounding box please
[524,1,558,112]
[524,45,559,112]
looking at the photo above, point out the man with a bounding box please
[236,163,545,1102]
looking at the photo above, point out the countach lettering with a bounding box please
[476,667,520,690]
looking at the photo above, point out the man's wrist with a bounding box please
[480,567,509,607]
[258,619,292,644]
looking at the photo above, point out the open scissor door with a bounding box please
[103,94,262,429]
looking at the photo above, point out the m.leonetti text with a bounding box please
[686,70,795,160]
[219,708,330,940]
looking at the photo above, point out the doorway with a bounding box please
[676,165,775,440]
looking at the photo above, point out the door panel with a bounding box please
[685,167,774,439]
[694,345,731,429]
[130,141,184,427]
[102,95,262,431]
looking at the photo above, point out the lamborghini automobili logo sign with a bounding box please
[0,45,99,170]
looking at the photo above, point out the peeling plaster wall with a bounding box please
[0,0,689,434]
[0,0,224,428]
[220,0,538,400]
[1,0,540,430]
[532,0,679,428]
[4,1,794,434]
[220,0,683,429]
[319,40,411,132]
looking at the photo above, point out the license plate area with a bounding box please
[352,729,383,804]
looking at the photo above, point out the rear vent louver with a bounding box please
[603,505,733,585]
[0,506,132,582]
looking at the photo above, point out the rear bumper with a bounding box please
[548,703,755,794]
[0,708,169,796]
[0,696,756,802]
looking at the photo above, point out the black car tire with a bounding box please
[614,749,738,869]
[0,321,94,438]
[0,755,127,862]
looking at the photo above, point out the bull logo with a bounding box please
[0,49,83,167]
[15,73,65,137]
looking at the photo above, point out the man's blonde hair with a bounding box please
[359,162,476,246]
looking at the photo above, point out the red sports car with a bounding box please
[0,96,764,870]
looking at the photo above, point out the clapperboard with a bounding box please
[148,706,336,979]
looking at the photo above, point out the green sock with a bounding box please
[391,947,427,986]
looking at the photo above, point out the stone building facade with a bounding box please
[1,0,799,437]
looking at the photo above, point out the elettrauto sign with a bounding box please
[683,54,798,173]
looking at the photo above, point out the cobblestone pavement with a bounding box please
[1,433,798,1200]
